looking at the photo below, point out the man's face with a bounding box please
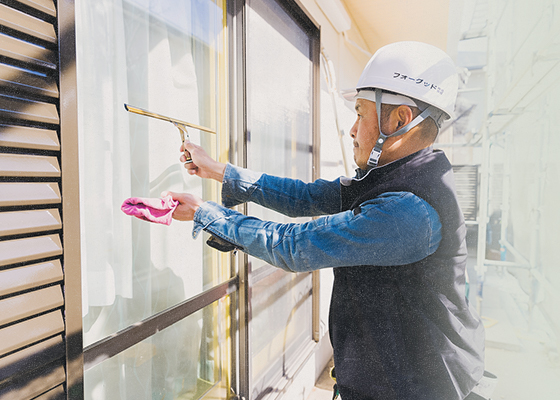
[349,99,380,170]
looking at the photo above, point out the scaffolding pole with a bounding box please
[475,124,490,314]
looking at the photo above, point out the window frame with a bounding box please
[59,0,320,398]
[231,0,321,397]
[66,0,235,397]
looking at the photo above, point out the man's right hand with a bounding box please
[180,141,226,182]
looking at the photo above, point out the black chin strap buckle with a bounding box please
[367,134,387,168]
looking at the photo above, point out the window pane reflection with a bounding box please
[246,0,313,272]
[76,0,227,347]
[84,299,227,400]
[250,270,313,393]
[246,0,312,238]
[245,0,314,395]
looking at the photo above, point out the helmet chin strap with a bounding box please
[366,88,438,168]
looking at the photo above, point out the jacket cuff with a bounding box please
[192,201,234,239]
[221,163,263,208]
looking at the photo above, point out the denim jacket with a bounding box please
[192,163,441,272]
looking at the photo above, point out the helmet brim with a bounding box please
[340,87,455,120]
[341,89,357,101]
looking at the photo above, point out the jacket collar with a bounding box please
[341,146,434,186]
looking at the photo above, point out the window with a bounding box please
[75,0,229,398]
[73,0,319,397]
[84,299,229,399]
[244,0,317,395]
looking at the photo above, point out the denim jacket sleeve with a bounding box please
[221,163,341,217]
[192,191,442,272]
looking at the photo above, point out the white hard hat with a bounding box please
[347,41,458,120]
[345,41,459,169]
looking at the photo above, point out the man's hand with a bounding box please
[181,142,226,182]
[161,191,204,221]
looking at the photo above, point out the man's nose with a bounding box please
[349,120,357,138]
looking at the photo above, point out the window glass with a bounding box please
[246,0,313,268]
[245,0,314,393]
[75,0,227,347]
[84,298,228,400]
[250,270,313,391]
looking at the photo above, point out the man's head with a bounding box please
[350,97,438,169]
[346,41,458,170]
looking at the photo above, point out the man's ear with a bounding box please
[395,105,414,129]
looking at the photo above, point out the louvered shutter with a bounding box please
[453,165,479,223]
[0,1,68,399]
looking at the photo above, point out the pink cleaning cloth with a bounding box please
[121,195,179,226]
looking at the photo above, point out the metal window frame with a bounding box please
[232,0,321,398]
[59,0,236,397]
[229,1,249,397]
[58,0,84,398]
[77,0,235,369]
[59,0,320,398]
[83,277,239,370]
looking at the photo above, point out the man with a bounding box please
[164,41,485,400]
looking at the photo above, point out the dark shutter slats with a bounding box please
[0,234,63,267]
[0,93,59,124]
[0,63,59,98]
[0,208,61,236]
[0,360,65,400]
[14,0,57,19]
[0,124,59,150]
[0,34,57,70]
[0,1,67,398]
[0,182,61,206]
[0,4,57,44]
[33,384,66,400]
[0,260,63,297]
[0,335,64,382]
